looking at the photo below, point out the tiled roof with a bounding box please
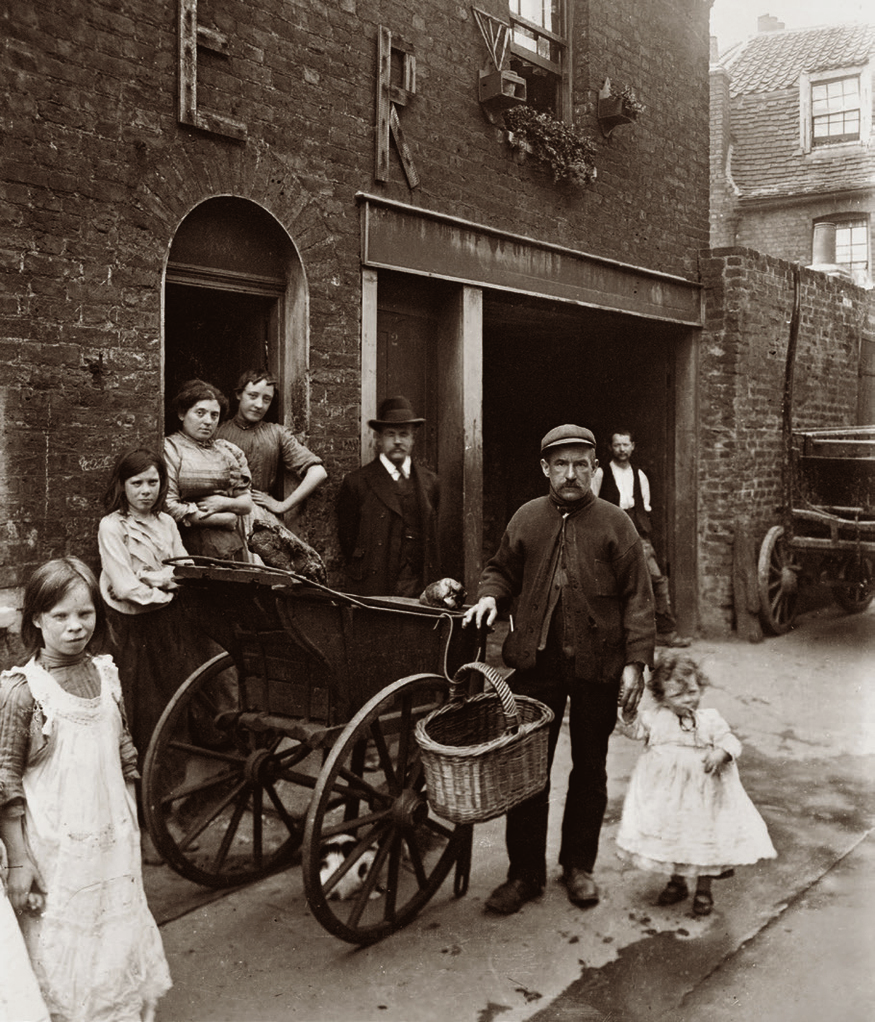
[721,23,875,96]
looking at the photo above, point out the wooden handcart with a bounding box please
[142,558,482,945]
[756,270,875,634]
[758,425,875,633]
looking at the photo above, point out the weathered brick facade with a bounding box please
[1,0,711,607]
[698,247,875,633]
[8,2,870,646]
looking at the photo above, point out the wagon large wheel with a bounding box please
[834,554,875,615]
[303,673,471,945]
[757,525,801,634]
[143,653,311,888]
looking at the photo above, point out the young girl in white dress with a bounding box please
[0,558,171,1021]
[616,653,776,916]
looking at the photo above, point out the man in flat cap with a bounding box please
[336,396,440,597]
[464,424,655,915]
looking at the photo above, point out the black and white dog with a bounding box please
[319,835,378,901]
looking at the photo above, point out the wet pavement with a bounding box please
[146,604,875,1021]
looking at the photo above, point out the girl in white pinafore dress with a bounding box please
[616,653,776,916]
[0,558,170,1022]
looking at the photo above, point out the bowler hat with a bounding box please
[368,396,425,429]
[540,424,596,454]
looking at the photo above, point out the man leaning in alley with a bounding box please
[464,425,655,914]
[336,396,439,597]
[592,428,690,647]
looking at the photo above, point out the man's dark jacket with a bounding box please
[478,490,655,682]
[336,458,440,596]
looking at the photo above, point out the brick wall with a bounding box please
[735,196,874,268]
[697,247,874,633]
[1,0,710,616]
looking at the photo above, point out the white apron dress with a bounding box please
[616,705,777,878]
[17,656,171,1022]
[1,856,50,1022]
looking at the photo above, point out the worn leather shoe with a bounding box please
[561,868,599,907]
[484,877,542,915]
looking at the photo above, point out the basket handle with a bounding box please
[449,662,521,734]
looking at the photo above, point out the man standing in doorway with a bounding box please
[592,428,691,647]
[336,396,440,597]
[464,425,655,915]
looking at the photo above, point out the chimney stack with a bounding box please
[811,222,837,265]
[757,14,785,33]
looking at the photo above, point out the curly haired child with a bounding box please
[616,653,776,916]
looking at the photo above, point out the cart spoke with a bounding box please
[393,693,414,790]
[252,785,263,862]
[319,809,392,842]
[345,835,392,929]
[382,832,403,919]
[333,766,394,806]
[303,673,469,944]
[368,722,397,790]
[263,783,305,837]
[210,789,250,874]
[401,831,429,888]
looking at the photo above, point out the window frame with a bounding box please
[812,215,871,287]
[508,1,571,121]
[800,64,872,153]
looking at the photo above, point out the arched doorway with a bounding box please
[163,197,307,430]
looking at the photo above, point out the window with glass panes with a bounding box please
[508,1,567,118]
[811,76,861,144]
[835,219,869,274]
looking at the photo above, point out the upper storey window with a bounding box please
[508,1,569,119]
[800,65,872,152]
[812,76,861,144]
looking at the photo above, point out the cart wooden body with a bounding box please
[142,560,479,943]
[758,426,875,633]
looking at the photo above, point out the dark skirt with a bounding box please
[105,601,217,766]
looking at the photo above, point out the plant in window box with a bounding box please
[503,105,598,185]
[597,79,644,137]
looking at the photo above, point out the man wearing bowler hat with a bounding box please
[336,396,440,597]
[464,425,655,915]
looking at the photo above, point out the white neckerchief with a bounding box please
[380,454,411,481]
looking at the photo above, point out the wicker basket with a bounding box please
[414,662,554,825]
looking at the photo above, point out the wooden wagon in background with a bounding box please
[756,270,875,635]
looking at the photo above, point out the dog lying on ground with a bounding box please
[319,835,378,901]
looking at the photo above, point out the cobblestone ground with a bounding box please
[147,604,874,1022]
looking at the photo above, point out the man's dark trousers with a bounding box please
[504,642,619,889]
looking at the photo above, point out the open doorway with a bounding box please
[481,292,678,578]
[164,285,278,424]
[163,197,306,432]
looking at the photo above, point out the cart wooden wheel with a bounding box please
[757,525,801,634]
[143,652,311,888]
[834,554,875,615]
[303,673,472,945]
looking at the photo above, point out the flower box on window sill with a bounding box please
[597,95,637,136]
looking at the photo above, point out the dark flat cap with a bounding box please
[540,424,596,454]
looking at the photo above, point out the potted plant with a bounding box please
[597,79,644,137]
[503,105,598,185]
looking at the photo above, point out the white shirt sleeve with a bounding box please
[639,470,652,512]
[591,466,603,496]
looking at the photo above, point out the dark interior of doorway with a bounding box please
[482,293,677,563]
[164,283,278,432]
